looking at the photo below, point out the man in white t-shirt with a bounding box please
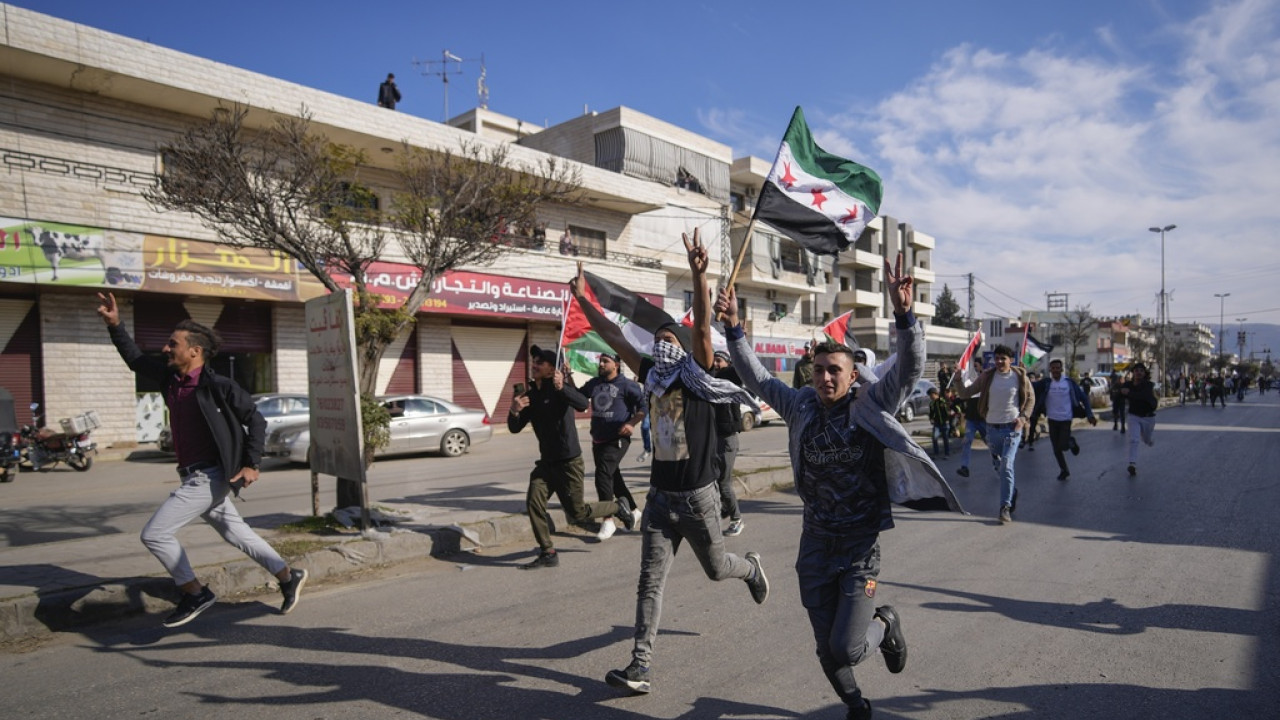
[1034,359,1097,481]
[955,344,1034,524]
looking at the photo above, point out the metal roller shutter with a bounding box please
[450,325,528,417]
[384,327,418,395]
[0,300,42,419]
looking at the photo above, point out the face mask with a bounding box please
[652,340,686,370]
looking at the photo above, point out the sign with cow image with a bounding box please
[0,217,309,301]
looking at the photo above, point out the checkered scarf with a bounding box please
[645,341,759,412]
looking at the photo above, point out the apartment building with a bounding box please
[0,5,964,449]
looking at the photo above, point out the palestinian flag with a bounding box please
[560,272,676,374]
[755,107,884,255]
[821,309,859,349]
[1021,332,1053,368]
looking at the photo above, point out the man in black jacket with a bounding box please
[97,292,306,628]
[508,344,634,569]
[377,73,401,109]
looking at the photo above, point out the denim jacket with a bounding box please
[726,313,964,519]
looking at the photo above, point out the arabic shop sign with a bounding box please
[332,262,574,321]
[0,217,304,301]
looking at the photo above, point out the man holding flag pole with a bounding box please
[569,230,769,696]
[716,106,964,720]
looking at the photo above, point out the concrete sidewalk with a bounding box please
[0,448,797,644]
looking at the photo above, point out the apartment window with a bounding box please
[840,276,851,292]
[730,192,746,213]
[567,225,607,259]
[683,290,694,312]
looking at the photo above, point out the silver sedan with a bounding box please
[264,394,493,465]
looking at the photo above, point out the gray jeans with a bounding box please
[140,465,286,586]
[631,482,754,666]
[797,533,884,709]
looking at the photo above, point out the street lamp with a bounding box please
[1214,292,1230,360]
[1149,225,1175,391]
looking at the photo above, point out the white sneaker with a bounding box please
[636,452,649,464]
[597,518,617,540]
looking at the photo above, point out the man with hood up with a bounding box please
[569,230,770,696]
[716,253,964,720]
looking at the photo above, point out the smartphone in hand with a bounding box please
[513,383,526,396]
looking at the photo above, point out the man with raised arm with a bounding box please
[715,254,963,720]
[570,230,769,696]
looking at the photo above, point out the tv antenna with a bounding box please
[413,50,486,121]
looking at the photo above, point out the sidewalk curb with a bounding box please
[0,467,794,645]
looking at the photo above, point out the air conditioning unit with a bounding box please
[765,289,778,300]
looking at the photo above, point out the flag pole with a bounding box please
[715,216,758,322]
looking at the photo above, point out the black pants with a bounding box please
[1047,418,1073,472]
[713,433,741,521]
[592,437,635,509]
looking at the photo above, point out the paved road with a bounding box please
[3,398,1278,719]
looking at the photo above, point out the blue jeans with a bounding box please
[797,533,884,709]
[631,482,754,666]
[959,419,987,467]
[986,423,1021,508]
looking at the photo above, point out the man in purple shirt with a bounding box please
[98,292,306,628]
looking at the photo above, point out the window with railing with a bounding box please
[565,225,607,259]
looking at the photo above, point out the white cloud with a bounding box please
[831,0,1280,324]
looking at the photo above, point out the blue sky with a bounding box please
[17,0,1279,328]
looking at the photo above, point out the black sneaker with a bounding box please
[280,568,308,614]
[605,659,651,694]
[1127,464,1137,477]
[846,697,873,720]
[956,466,969,478]
[1057,470,1070,481]
[875,605,907,673]
[1069,437,1080,456]
[163,586,216,628]
[520,550,559,570]
[745,551,769,604]
[615,496,637,532]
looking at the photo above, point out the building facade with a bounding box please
[0,6,964,450]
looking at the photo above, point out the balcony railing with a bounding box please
[499,233,663,270]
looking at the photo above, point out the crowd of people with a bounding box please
[99,222,1270,719]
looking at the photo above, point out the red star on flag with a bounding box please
[839,205,860,224]
[810,188,827,209]
[779,162,797,189]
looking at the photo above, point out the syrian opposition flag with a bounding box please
[955,329,984,387]
[755,107,884,255]
[561,271,677,374]
[1021,330,1053,368]
[821,309,859,349]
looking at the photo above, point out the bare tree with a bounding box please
[1059,305,1097,375]
[147,105,582,509]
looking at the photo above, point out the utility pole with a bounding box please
[966,272,975,332]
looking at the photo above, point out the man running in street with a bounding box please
[717,253,964,720]
[570,230,769,696]
[97,292,307,628]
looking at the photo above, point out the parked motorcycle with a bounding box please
[21,403,97,472]
[0,389,20,482]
